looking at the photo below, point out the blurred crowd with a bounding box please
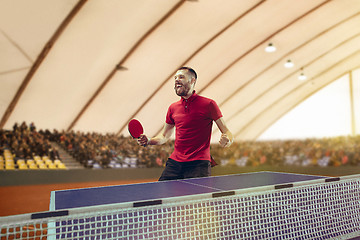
[1,122,360,169]
[52,129,172,168]
[0,122,61,163]
[211,137,360,167]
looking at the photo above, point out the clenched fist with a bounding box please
[137,134,149,147]
[219,133,232,148]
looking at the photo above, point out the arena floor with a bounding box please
[0,179,156,216]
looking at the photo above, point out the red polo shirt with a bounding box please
[166,92,222,162]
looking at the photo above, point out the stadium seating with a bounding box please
[0,151,67,170]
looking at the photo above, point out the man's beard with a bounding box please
[174,85,189,97]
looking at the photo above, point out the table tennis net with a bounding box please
[1,175,360,240]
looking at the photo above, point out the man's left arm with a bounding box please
[215,117,234,147]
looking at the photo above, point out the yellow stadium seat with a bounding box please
[4,151,11,155]
[57,163,67,169]
[0,156,4,161]
[29,165,38,170]
[5,160,15,167]
[27,159,35,165]
[18,164,28,170]
[4,149,11,155]
[33,155,41,161]
[42,156,50,161]
[17,159,26,165]
[38,164,47,169]
[5,165,15,170]
[45,159,53,165]
[48,163,57,169]
[35,159,44,165]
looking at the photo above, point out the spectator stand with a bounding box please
[0,122,68,171]
[2,121,360,171]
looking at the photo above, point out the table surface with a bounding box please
[50,171,326,210]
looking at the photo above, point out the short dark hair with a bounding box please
[178,67,197,80]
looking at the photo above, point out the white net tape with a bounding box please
[1,176,360,240]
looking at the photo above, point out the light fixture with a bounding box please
[284,59,294,68]
[298,68,307,81]
[298,73,307,81]
[265,43,276,53]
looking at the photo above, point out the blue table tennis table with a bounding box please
[35,171,360,239]
[1,172,359,239]
[50,171,326,211]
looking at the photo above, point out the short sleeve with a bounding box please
[209,100,223,121]
[166,105,175,125]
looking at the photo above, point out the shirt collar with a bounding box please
[181,90,197,102]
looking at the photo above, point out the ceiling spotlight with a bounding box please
[298,68,307,81]
[298,73,307,81]
[265,43,276,53]
[284,59,294,68]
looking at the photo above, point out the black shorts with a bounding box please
[158,158,211,181]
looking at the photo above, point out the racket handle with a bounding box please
[138,135,149,147]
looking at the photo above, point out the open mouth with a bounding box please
[175,83,183,89]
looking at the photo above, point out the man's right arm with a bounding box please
[138,123,175,146]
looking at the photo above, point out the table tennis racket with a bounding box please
[128,119,144,138]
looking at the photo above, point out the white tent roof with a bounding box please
[1,0,360,141]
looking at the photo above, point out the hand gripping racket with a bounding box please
[128,119,144,138]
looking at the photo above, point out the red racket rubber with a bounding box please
[128,119,144,138]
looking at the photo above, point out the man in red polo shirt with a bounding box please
[138,67,233,181]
